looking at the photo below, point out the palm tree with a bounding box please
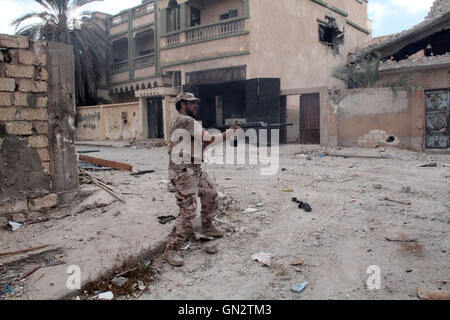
[11,0,112,106]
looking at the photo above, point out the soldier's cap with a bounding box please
[175,92,200,104]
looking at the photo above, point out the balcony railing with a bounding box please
[164,17,247,47]
[111,60,129,74]
[166,33,180,46]
[134,54,155,69]
[186,18,246,42]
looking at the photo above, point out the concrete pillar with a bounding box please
[139,97,148,140]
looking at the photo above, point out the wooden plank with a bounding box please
[0,244,49,257]
[79,155,133,171]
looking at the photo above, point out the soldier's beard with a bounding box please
[186,108,196,118]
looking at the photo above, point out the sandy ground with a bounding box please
[1,143,449,300]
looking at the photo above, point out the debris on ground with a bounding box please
[81,255,157,300]
[193,232,214,241]
[8,221,21,232]
[78,155,133,172]
[130,170,156,176]
[291,282,308,293]
[417,163,437,168]
[77,150,100,154]
[157,215,176,225]
[385,237,418,242]
[291,198,312,212]
[373,183,382,189]
[417,289,450,300]
[0,245,49,258]
[383,197,411,205]
[243,208,259,214]
[111,277,128,288]
[251,252,273,267]
[401,186,411,193]
[205,245,219,254]
[282,188,294,192]
[98,291,114,300]
[79,169,125,203]
[289,258,304,266]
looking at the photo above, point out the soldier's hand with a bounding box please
[230,120,242,131]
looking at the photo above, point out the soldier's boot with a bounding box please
[201,223,225,238]
[164,249,184,267]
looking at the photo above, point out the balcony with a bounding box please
[134,54,155,70]
[111,61,129,74]
[163,17,248,48]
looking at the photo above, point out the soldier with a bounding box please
[164,92,241,267]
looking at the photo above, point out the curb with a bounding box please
[56,238,168,300]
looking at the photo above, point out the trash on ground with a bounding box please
[313,240,322,247]
[417,162,437,167]
[291,198,312,212]
[205,245,219,254]
[289,258,304,266]
[243,208,259,214]
[401,186,411,193]
[383,197,411,205]
[98,291,114,300]
[157,215,176,224]
[417,289,450,300]
[282,188,294,192]
[251,252,273,266]
[0,283,14,296]
[77,150,100,154]
[130,170,155,176]
[78,155,133,171]
[111,277,128,288]
[194,232,214,241]
[385,237,418,242]
[0,244,49,257]
[291,282,308,293]
[8,221,21,231]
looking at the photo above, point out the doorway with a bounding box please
[147,98,164,138]
[300,93,320,144]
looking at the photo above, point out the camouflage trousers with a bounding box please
[166,165,218,250]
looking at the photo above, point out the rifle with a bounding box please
[215,122,294,130]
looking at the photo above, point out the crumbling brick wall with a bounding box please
[0,34,78,225]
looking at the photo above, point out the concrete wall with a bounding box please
[189,0,244,24]
[247,0,371,90]
[330,88,425,151]
[76,101,142,141]
[379,66,450,91]
[0,34,78,224]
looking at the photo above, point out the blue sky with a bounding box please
[0,0,435,37]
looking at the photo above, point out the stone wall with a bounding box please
[0,34,78,225]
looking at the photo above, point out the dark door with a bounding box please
[147,98,163,138]
[425,89,449,149]
[300,93,320,144]
[245,78,280,123]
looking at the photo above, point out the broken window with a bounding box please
[318,15,344,54]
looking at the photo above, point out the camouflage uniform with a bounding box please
[166,114,219,250]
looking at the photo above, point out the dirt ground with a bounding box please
[1,143,449,300]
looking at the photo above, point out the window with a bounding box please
[220,9,238,20]
[190,7,201,26]
[112,16,122,25]
[167,0,180,32]
[318,16,344,54]
[147,2,154,13]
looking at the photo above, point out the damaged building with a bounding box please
[340,0,450,151]
[0,34,78,224]
[76,0,372,144]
